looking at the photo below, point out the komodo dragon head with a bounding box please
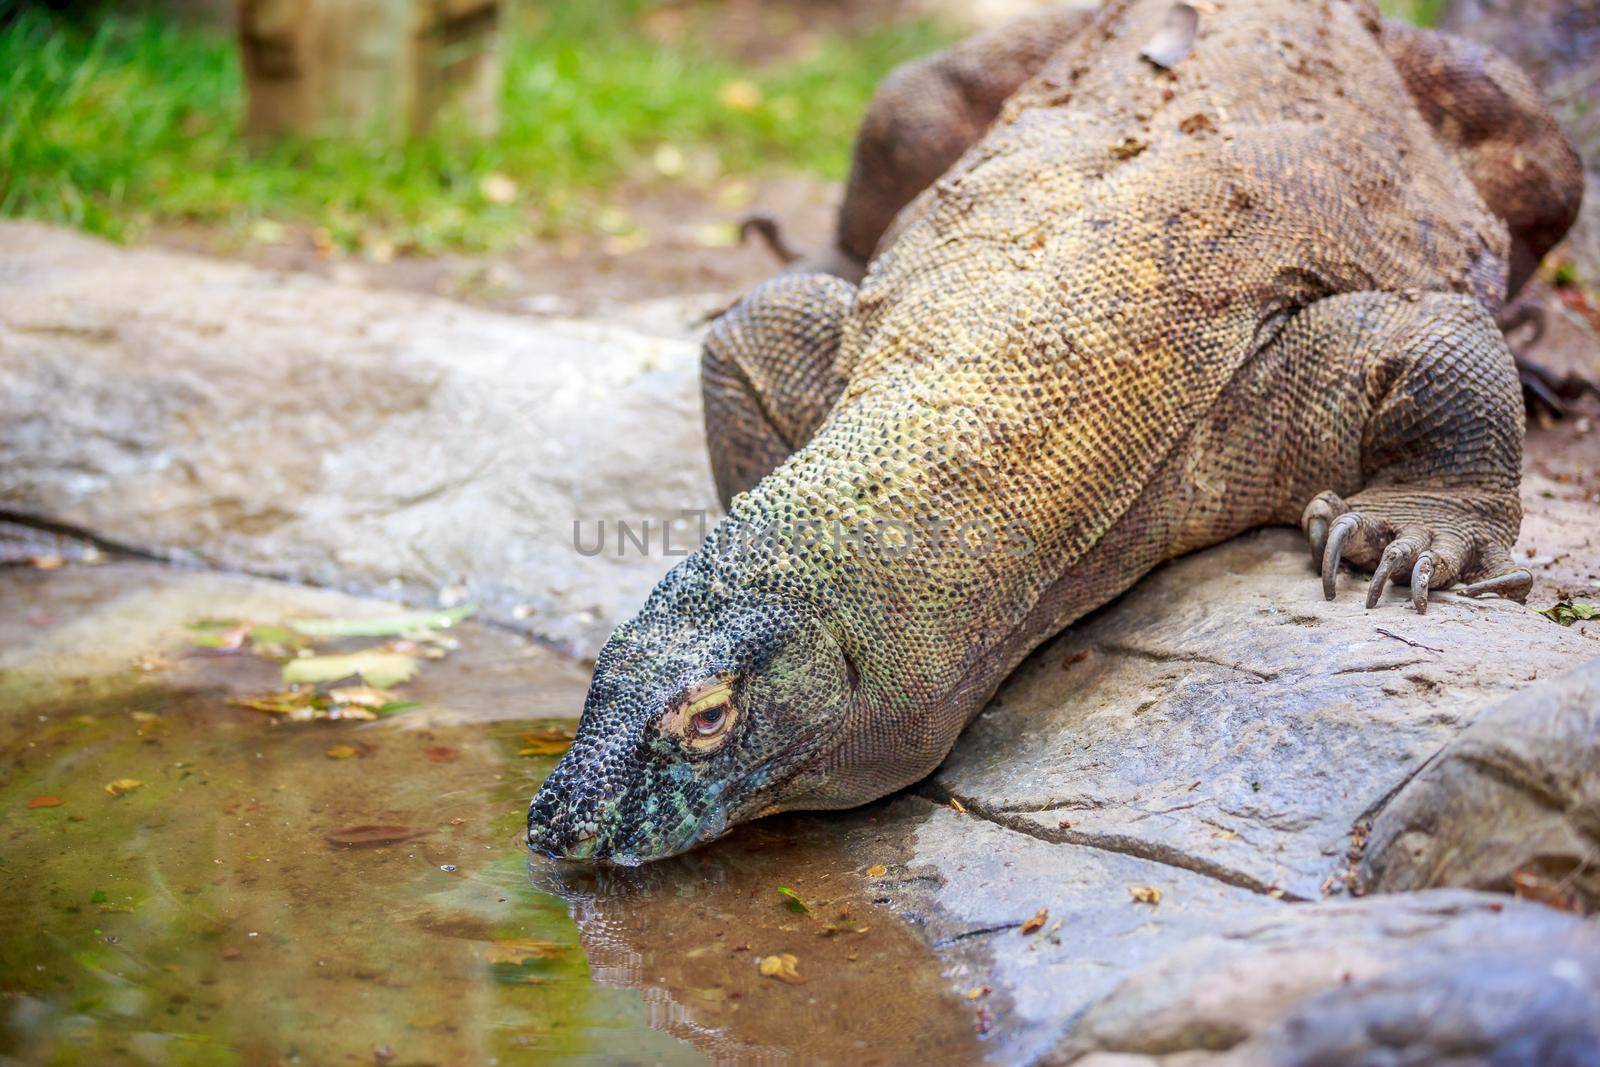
[526,554,857,865]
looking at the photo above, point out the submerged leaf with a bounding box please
[289,605,473,638]
[104,778,144,797]
[27,795,63,809]
[283,651,418,689]
[518,723,577,757]
[777,887,810,914]
[324,824,418,848]
[758,953,804,982]
[486,938,567,964]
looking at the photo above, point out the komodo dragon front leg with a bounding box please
[1277,292,1530,613]
[701,273,856,507]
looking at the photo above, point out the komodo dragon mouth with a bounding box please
[529,0,1579,863]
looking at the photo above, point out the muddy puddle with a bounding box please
[1,563,983,1065]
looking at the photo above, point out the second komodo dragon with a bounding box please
[527,0,1583,864]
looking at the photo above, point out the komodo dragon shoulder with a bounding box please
[528,0,1583,864]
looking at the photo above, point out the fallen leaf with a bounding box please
[866,864,887,878]
[27,795,63,809]
[1110,136,1148,159]
[325,744,360,760]
[288,605,473,638]
[104,778,144,797]
[1130,885,1163,905]
[1512,868,1578,912]
[328,685,396,708]
[324,824,418,848]
[1020,907,1049,935]
[230,690,328,719]
[777,887,809,914]
[220,946,242,960]
[1540,601,1599,626]
[30,554,65,570]
[965,985,992,1000]
[283,650,418,689]
[758,953,804,982]
[424,746,460,763]
[949,797,968,814]
[718,79,763,112]
[486,938,567,964]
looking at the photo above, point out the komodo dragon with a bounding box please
[527,0,1583,864]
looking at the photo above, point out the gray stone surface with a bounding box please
[876,798,1280,1065]
[1057,890,1600,1065]
[935,528,1597,902]
[0,222,718,658]
[1361,659,1600,912]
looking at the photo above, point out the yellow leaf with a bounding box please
[758,953,804,983]
[104,778,144,797]
[324,745,360,760]
[1020,907,1048,935]
[328,686,397,708]
[1129,885,1162,905]
[866,864,887,878]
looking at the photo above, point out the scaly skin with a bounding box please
[527,0,1582,864]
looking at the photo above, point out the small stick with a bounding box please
[1375,626,1444,654]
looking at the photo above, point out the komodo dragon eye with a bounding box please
[662,675,738,752]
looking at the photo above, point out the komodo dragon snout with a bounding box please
[527,559,862,864]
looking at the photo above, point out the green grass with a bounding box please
[1378,0,1447,26]
[0,3,950,253]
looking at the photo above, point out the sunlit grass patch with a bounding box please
[0,3,950,253]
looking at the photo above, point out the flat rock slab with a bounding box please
[1361,658,1600,912]
[0,222,717,658]
[1061,890,1600,1064]
[0,559,590,723]
[935,529,1598,901]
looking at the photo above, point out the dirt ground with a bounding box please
[153,172,837,324]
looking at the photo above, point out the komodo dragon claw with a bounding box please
[1305,491,1531,614]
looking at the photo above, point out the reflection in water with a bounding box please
[0,681,690,1065]
[538,820,985,1066]
[0,566,984,1066]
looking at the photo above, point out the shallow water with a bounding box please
[1,564,983,1065]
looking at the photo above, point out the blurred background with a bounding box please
[6,0,1548,322]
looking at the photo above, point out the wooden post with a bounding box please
[239,0,501,141]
